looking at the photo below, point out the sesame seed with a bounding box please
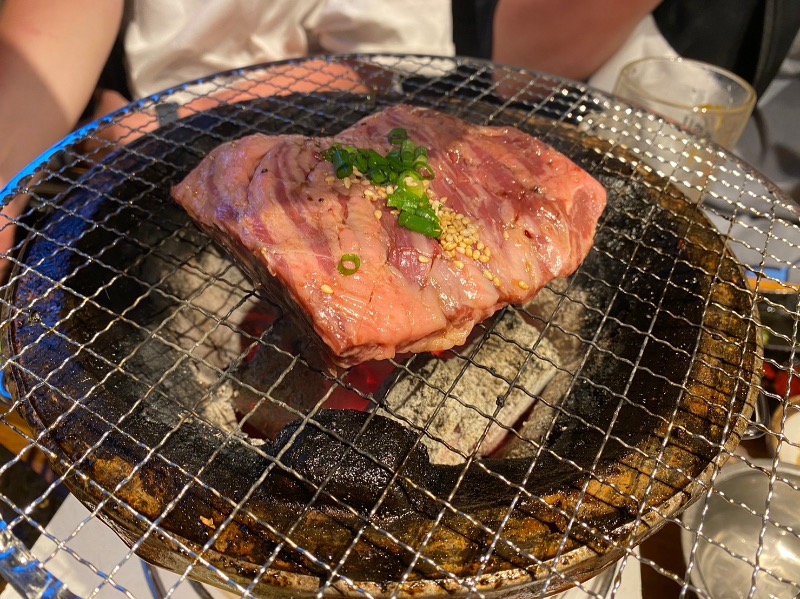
[418,255,431,263]
[493,277,501,287]
[374,210,382,220]
[343,177,352,190]
[484,247,492,257]
[517,280,530,290]
[483,270,494,281]
[325,176,335,184]
[453,260,464,269]
[321,284,334,295]
[503,231,510,240]
[434,204,493,269]
[364,189,377,200]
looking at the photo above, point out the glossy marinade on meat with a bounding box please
[171,105,607,367]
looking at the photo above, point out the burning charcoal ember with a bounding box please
[376,308,559,465]
[218,312,381,440]
[495,282,603,459]
[221,316,335,439]
[496,362,576,460]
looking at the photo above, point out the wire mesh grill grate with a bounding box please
[0,55,795,599]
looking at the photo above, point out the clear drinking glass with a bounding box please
[613,56,756,148]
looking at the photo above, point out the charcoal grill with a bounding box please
[0,55,795,599]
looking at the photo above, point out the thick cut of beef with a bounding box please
[171,105,607,367]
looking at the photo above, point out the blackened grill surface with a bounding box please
[4,80,761,598]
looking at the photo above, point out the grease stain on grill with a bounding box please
[3,90,761,597]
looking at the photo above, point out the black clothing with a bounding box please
[453,0,800,97]
[649,0,799,97]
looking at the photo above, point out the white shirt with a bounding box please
[124,0,454,99]
[587,14,677,93]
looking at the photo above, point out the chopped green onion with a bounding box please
[399,173,426,197]
[400,169,423,181]
[360,149,379,166]
[322,127,441,238]
[354,152,368,174]
[386,153,405,174]
[414,205,439,224]
[335,163,353,179]
[338,253,361,276]
[400,140,415,166]
[398,212,441,239]
[329,146,353,179]
[388,128,408,145]
[415,162,435,180]
[387,188,422,212]
[368,168,388,184]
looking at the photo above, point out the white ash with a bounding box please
[498,282,590,459]
[376,308,559,465]
[198,379,240,433]
[222,317,336,440]
[135,236,261,430]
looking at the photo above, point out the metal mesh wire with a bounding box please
[0,55,796,599]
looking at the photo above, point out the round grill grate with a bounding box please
[0,55,795,599]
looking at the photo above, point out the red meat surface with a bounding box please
[172,105,607,367]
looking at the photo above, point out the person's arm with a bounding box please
[0,0,123,283]
[0,0,124,189]
[491,0,662,81]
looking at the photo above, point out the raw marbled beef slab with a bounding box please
[171,105,607,367]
